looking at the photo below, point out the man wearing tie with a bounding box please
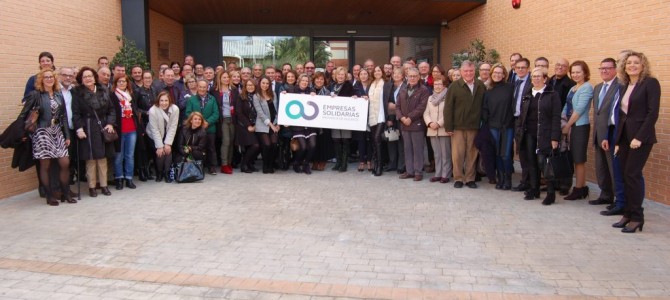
[590,58,620,210]
[511,58,533,192]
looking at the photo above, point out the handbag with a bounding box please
[290,138,300,152]
[175,157,204,183]
[383,127,400,142]
[93,109,118,143]
[543,149,574,180]
[23,97,41,133]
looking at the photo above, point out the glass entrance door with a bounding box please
[314,38,391,71]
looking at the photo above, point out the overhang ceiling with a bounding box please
[148,0,485,26]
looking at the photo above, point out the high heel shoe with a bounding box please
[357,162,365,172]
[46,197,59,206]
[61,193,77,204]
[564,187,587,200]
[612,217,630,228]
[622,221,644,233]
[367,161,373,172]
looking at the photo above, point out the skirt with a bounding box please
[569,124,590,164]
[32,126,69,159]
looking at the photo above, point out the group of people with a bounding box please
[7,50,659,234]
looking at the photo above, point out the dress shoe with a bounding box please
[588,198,613,205]
[542,193,555,206]
[600,206,624,216]
[605,203,615,210]
[100,186,112,196]
[115,179,124,190]
[292,163,302,174]
[440,178,449,184]
[138,169,147,182]
[413,174,423,181]
[88,188,98,197]
[209,167,218,175]
[453,181,464,188]
[46,196,59,206]
[612,217,630,228]
[621,221,644,233]
[429,177,441,183]
[524,189,540,200]
[155,172,164,182]
[303,164,312,175]
[466,181,477,189]
[69,190,79,198]
[512,183,529,192]
[397,168,405,174]
[488,178,497,185]
[398,173,412,179]
[125,179,136,189]
[384,166,397,172]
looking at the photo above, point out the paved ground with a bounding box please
[0,163,669,300]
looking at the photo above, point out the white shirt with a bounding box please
[60,83,74,129]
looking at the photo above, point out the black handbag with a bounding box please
[175,158,204,183]
[93,109,118,143]
[544,149,574,180]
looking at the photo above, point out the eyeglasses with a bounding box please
[555,64,568,68]
[82,75,94,79]
[535,64,548,68]
[515,66,528,70]
[60,74,74,78]
[43,76,55,80]
[531,75,544,79]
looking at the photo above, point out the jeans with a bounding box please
[489,127,514,173]
[114,131,137,179]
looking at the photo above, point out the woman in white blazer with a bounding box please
[147,90,180,182]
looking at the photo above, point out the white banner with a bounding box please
[277,93,369,131]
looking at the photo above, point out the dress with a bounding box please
[32,96,68,159]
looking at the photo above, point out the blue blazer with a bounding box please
[562,82,593,126]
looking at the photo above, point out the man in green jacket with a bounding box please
[444,60,486,188]
[185,80,220,174]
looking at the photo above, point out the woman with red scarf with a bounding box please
[111,74,142,190]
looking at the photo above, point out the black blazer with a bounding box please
[515,86,562,154]
[615,77,660,146]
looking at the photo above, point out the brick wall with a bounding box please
[148,10,184,73]
[0,0,122,199]
[441,0,670,204]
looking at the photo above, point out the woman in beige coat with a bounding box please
[423,79,452,183]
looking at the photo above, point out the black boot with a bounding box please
[115,179,124,190]
[524,189,540,200]
[373,143,383,176]
[165,171,174,183]
[503,173,512,190]
[138,168,147,182]
[155,170,164,182]
[331,142,342,171]
[495,170,503,189]
[542,192,556,205]
[339,142,349,172]
[125,179,136,189]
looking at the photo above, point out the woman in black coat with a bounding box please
[72,67,116,198]
[176,111,208,162]
[612,51,660,233]
[234,79,260,173]
[285,74,318,174]
[134,70,158,181]
[482,63,516,190]
[515,67,561,205]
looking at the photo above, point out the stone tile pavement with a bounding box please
[1,164,669,299]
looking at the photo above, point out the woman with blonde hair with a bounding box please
[176,111,208,162]
[20,69,72,205]
[612,51,660,233]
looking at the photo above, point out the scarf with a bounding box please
[429,88,447,106]
[115,88,133,118]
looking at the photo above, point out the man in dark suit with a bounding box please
[547,58,576,195]
[510,58,533,192]
[507,53,522,83]
[589,58,620,211]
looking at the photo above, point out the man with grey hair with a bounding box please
[396,67,430,181]
[478,62,492,88]
[390,55,402,68]
[444,60,486,188]
[98,67,112,89]
[240,67,252,82]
